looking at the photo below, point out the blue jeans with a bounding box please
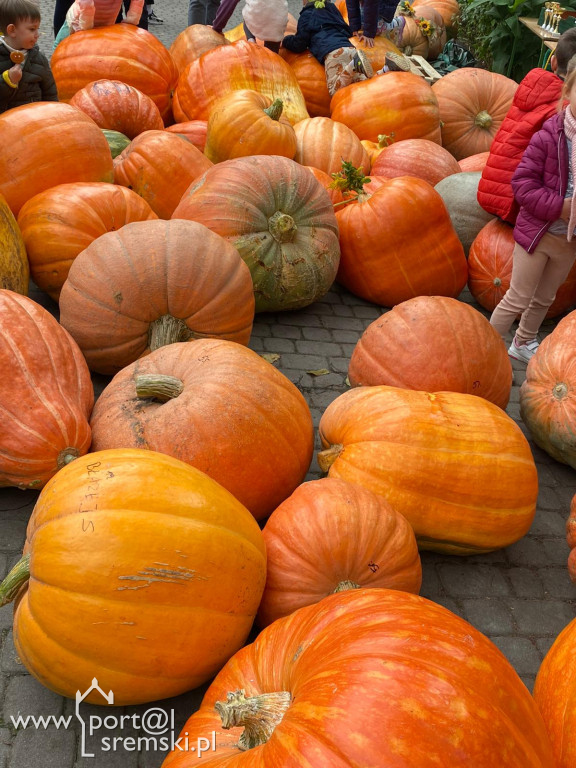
[188,0,221,25]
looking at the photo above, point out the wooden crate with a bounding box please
[406,55,443,84]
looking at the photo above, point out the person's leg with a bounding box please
[264,40,281,53]
[243,21,256,41]
[53,19,71,49]
[325,48,360,96]
[206,0,221,26]
[515,232,576,343]
[189,0,208,25]
[54,0,74,36]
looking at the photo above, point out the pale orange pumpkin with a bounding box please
[169,23,230,73]
[293,116,370,175]
[458,150,490,172]
[370,137,461,185]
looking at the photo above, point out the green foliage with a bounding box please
[458,0,576,81]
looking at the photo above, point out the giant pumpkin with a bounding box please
[162,589,555,767]
[370,138,461,186]
[169,23,230,73]
[318,385,538,554]
[293,116,370,175]
[89,340,314,520]
[0,291,93,489]
[0,193,28,295]
[0,449,266,704]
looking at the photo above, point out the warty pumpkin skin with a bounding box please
[0,290,93,489]
[17,182,157,301]
[257,477,422,627]
[293,116,370,176]
[0,193,29,295]
[51,25,179,121]
[348,296,512,409]
[533,617,576,768]
[336,176,468,306]
[519,310,576,469]
[174,40,309,126]
[318,385,538,554]
[59,220,254,375]
[0,448,266,705]
[162,588,556,767]
[173,155,340,313]
[330,71,441,144]
[89,340,314,521]
[0,102,114,216]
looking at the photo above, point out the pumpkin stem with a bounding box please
[215,689,291,751]
[553,383,568,400]
[330,161,370,195]
[377,133,395,148]
[57,447,80,469]
[148,314,194,352]
[0,554,30,607]
[317,443,343,473]
[263,99,284,121]
[268,211,297,243]
[475,110,493,130]
[333,579,361,592]
[135,374,184,402]
[493,277,502,287]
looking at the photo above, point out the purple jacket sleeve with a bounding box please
[346,0,378,38]
[511,131,565,223]
[212,0,240,33]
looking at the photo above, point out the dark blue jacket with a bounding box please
[347,0,399,38]
[282,1,354,65]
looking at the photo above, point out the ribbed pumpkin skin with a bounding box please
[51,25,179,120]
[164,120,208,151]
[318,386,538,554]
[257,478,422,627]
[0,103,114,216]
[17,182,157,301]
[90,340,314,520]
[162,589,555,768]
[12,449,266,705]
[169,24,230,73]
[293,116,370,175]
[59,220,255,375]
[113,130,213,219]
[69,80,164,139]
[174,41,309,126]
[432,68,518,160]
[520,311,576,469]
[280,49,331,117]
[349,297,512,408]
[533,617,576,768]
[173,155,340,313]
[336,176,467,306]
[468,218,576,317]
[0,291,93,489]
[330,72,441,144]
[370,138,461,186]
[0,193,28,295]
[305,166,344,204]
[567,494,576,582]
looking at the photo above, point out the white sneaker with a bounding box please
[148,9,163,23]
[508,337,539,363]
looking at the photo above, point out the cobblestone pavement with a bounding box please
[0,2,574,766]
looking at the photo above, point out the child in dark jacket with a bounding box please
[346,0,404,48]
[0,0,58,114]
[490,60,576,363]
[282,0,374,96]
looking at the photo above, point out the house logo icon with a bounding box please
[76,678,114,757]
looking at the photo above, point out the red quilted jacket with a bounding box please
[477,68,563,225]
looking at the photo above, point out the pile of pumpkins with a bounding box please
[0,3,575,766]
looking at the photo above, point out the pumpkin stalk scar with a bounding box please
[116,566,207,590]
[215,690,292,751]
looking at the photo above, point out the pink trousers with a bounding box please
[490,230,576,343]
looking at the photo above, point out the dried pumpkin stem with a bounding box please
[0,554,30,607]
[215,689,291,751]
[135,374,184,402]
[317,443,343,473]
[263,99,284,121]
[148,314,193,351]
[333,579,361,592]
[268,211,297,243]
[475,110,492,129]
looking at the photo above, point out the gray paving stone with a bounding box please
[535,637,557,658]
[539,568,575,599]
[263,337,295,353]
[296,341,343,357]
[330,358,351,374]
[537,486,564,510]
[301,326,332,342]
[506,538,555,567]
[0,729,13,768]
[429,596,463,617]
[310,303,335,316]
[438,565,511,597]
[352,306,382,320]
[321,316,365,331]
[4,675,63,723]
[0,634,25,675]
[0,558,8,582]
[542,539,572,567]
[419,565,442,598]
[0,522,28,553]
[461,599,515,635]
[520,675,537,694]
[247,337,264,352]
[10,727,76,768]
[489,637,542,675]
[332,304,355,317]
[280,354,328,370]
[270,325,302,340]
[508,568,545,599]
[509,599,575,636]
[529,509,568,535]
[334,330,363,344]
[311,374,345,388]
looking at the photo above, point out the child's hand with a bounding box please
[561,198,573,221]
[8,64,22,84]
[358,34,375,47]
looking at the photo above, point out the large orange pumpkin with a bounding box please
[348,296,512,408]
[414,0,461,31]
[113,130,213,219]
[336,176,468,306]
[0,291,93,489]
[567,494,576,582]
[432,68,518,160]
[293,116,370,175]
[330,71,441,144]
[396,16,430,57]
[279,49,331,117]
[162,589,555,767]
[0,193,28,295]
[17,182,157,301]
[59,220,255,375]
[69,80,164,138]
[520,310,576,469]
[89,340,314,520]
[412,4,447,59]
[370,137,461,185]
[257,478,422,627]
[458,150,490,172]
[174,40,309,125]
[164,119,208,151]
[0,102,113,216]
[318,385,538,554]
[0,449,266,704]
[173,155,340,313]
[169,23,230,73]
[51,25,178,121]
[533,617,576,768]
